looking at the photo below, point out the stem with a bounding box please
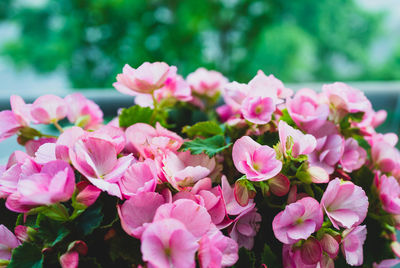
[53,121,64,133]
[149,93,158,125]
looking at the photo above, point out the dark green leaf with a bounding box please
[36,214,70,247]
[261,244,279,267]
[182,121,223,138]
[8,243,43,268]
[233,248,256,268]
[109,229,142,264]
[348,111,365,122]
[74,202,104,236]
[78,257,102,268]
[180,135,232,157]
[119,105,153,128]
[279,109,296,127]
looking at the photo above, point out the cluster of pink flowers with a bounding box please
[0,61,399,268]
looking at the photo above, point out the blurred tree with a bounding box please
[0,0,387,87]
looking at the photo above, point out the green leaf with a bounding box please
[77,257,102,268]
[233,248,256,268]
[348,111,364,122]
[36,215,70,247]
[279,109,296,127]
[109,229,142,264]
[261,244,279,267]
[182,121,223,138]
[8,243,43,268]
[74,202,104,236]
[119,105,154,127]
[179,135,232,157]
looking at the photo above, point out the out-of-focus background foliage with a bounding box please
[0,0,399,89]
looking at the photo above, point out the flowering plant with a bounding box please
[0,62,399,268]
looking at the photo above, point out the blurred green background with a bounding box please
[0,0,399,89]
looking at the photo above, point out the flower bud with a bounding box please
[234,178,256,207]
[308,166,329,184]
[268,174,290,196]
[320,233,339,258]
[300,237,322,265]
[75,181,102,207]
[391,241,400,258]
[14,225,29,242]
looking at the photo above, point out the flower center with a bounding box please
[254,105,263,115]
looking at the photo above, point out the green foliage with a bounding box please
[261,244,279,267]
[8,243,43,268]
[182,121,223,138]
[74,202,104,236]
[35,214,70,247]
[233,248,256,268]
[279,109,296,127]
[180,135,232,157]
[0,0,390,87]
[119,105,153,128]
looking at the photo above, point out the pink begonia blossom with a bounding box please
[340,138,367,172]
[30,95,68,124]
[60,251,79,268]
[90,125,126,154]
[307,166,330,184]
[321,178,368,229]
[14,225,28,243]
[141,218,198,268]
[55,127,86,162]
[135,66,192,108]
[376,174,400,214]
[308,131,344,174]
[241,96,275,125]
[64,93,103,129]
[125,122,183,158]
[0,111,23,142]
[6,160,75,213]
[272,197,323,244]
[216,104,235,122]
[232,136,282,181]
[186,67,228,97]
[221,175,254,215]
[341,225,367,266]
[247,71,285,103]
[300,237,323,265]
[113,62,170,95]
[0,225,20,260]
[198,227,239,268]
[373,259,400,268]
[159,151,215,190]
[229,206,261,250]
[222,82,250,112]
[69,136,134,198]
[371,140,400,173]
[119,159,157,198]
[118,191,166,239]
[153,199,212,239]
[282,244,335,268]
[25,138,57,157]
[322,82,371,114]
[278,121,317,158]
[286,88,329,132]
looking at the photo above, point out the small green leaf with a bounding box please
[119,105,153,127]
[179,135,232,157]
[182,121,223,138]
[348,111,364,122]
[8,243,43,268]
[36,215,70,247]
[261,244,279,267]
[74,202,104,236]
[280,109,296,127]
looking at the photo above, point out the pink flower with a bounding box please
[69,136,134,198]
[376,174,400,214]
[125,123,183,158]
[322,82,371,114]
[320,233,340,259]
[321,178,368,229]
[153,199,212,239]
[25,138,57,157]
[159,151,215,190]
[278,121,316,158]
[371,141,400,173]
[308,132,344,174]
[286,89,329,132]
[373,259,400,268]
[187,68,228,97]
[75,181,101,207]
[55,127,86,162]
[65,93,103,129]
[141,218,198,268]
[247,71,284,102]
[340,138,367,172]
[31,95,68,124]
[0,225,20,261]
[113,62,170,95]
[268,174,290,196]
[198,227,239,268]
[222,82,250,112]
[272,197,323,244]
[341,225,367,266]
[221,175,254,215]
[229,206,261,250]
[118,191,166,238]
[232,136,282,181]
[119,159,158,198]
[241,96,275,125]
[60,251,79,268]
[6,160,75,213]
